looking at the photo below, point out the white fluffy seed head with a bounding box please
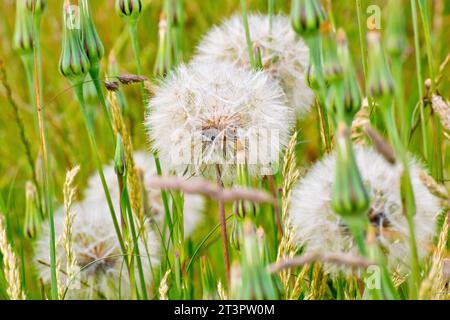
[289,147,441,275]
[84,151,204,237]
[194,14,314,117]
[146,61,294,183]
[35,200,160,299]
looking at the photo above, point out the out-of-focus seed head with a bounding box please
[367,31,395,103]
[80,0,105,69]
[331,123,370,218]
[321,22,343,84]
[115,0,142,21]
[13,0,34,55]
[25,0,46,17]
[291,0,327,38]
[385,0,407,57]
[59,2,90,82]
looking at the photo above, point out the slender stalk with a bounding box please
[240,0,255,68]
[89,66,114,137]
[216,166,230,287]
[268,0,275,30]
[411,0,430,163]
[127,15,173,245]
[33,47,57,300]
[417,0,436,89]
[356,0,368,80]
[382,106,420,298]
[267,175,282,237]
[73,83,126,256]
[122,182,148,300]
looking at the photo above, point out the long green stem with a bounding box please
[411,0,430,164]
[73,83,127,257]
[122,182,148,300]
[241,0,256,68]
[89,66,115,138]
[33,52,57,300]
[382,106,420,298]
[356,0,368,81]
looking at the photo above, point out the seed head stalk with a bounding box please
[417,0,443,181]
[72,84,126,257]
[411,0,430,165]
[33,40,58,301]
[123,2,173,249]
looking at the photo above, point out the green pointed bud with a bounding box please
[80,0,104,69]
[24,181,41,238]
[26,0,46,17]
[114,134,127,177]
[331,123,370,218]
[233,200,257,219]
[385,1,407,57]
[13,0,34,55]
[253,43,264,71]
[291,0,327,37]
[238,220,277,299]
[321,22,343,84]
[306,63,321,90]
[116,0,142,21]
[59,2,90,82]
[200,256,219,300]
[230,216,241,251]
[335,29,362,124]
[367,31,395,102]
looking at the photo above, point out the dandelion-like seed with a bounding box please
[35,200,160,299]
[290,147,440,275]
[84,151,204,237]
[146,61,293,183]
[194,14,314,117]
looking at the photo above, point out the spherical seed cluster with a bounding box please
[146,61,294,183]
[289,147,440,275]
[35,200,160,299]
[84,151,204,238]
[195,14,314,117]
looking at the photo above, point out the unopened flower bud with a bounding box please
[291,0,327,38]
[321,22,343,84]
[385,0,407,57]
[367,31,395,102]
[116,0,142,21]
[335,29,362,124]
[59,2,90,82]
[24,181,41,238]
[80,0,105,70]
[26,0,46,17]
[13,0,34,55]
[253,43,264,71]
[331,123,370,218]
[230,217,241,251]
[114,134,127,177]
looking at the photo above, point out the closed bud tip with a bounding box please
[291,0,327,38]
[116,0,142,21]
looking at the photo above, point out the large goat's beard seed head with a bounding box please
[146,61,294,184]
[194,14,315,117]
[290,147,441,276]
